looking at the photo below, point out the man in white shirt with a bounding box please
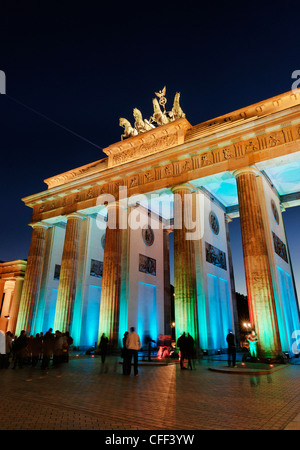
[126,327,141,376]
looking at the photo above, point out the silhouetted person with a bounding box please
[177,332,187,369]
[122,331,129,375]
[126,327,141,376]
[31,333,42,367]
[41,328,54,370]
[12,330,27,369]
[63,331,73,363]
[99,333,108,364]
[5,332,12,368]
[53,330,64,367]
[186,333,195,370]
[143,334,155,362]
[226,330,236,367]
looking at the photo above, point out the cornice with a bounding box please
[185,89,300,143]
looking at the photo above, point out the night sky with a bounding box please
[1,1,300,297]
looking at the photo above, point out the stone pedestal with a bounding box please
[172,185,198,342]
[54,213,83,332]
[15,223,49,335]
[234,167,281,358]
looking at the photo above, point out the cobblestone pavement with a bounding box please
[1,356,300,431]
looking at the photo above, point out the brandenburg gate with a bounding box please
[9,88,300,359]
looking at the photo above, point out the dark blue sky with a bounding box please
[0,1,300,296]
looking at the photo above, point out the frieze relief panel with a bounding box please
[111,131,179,166]
[104,118,192,167]
[139,254,156,276]
[205,242,227,270]
[272,231,288,263]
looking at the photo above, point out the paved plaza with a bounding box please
[1,354,300,432]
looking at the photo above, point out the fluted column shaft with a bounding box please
[15,223,49,335]
[172,185,198,342]
[54,213,82,332]
[234,168,281,358]
[163,229,172,336]
[98,203,122,348]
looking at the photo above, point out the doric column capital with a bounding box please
[233,166,260,179]
[171,183,194,194]
[29,221,51,230]
[105,200,124,211]
[65,212,86,221]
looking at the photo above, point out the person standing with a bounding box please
[247,330,259,359]
[53,330,64,367]
[12,330,28,369]
[5,332,12,368]
[226,330,237,368]
[122,331,129,375]
[63,331,73,363]
[126,327,141,376]
[41,328,54,370]
[99,333,108,364]
[177,332,187,370]
[31,333,41,367]
[186,333,195,370]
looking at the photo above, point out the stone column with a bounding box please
[225,215,240,344]
[0,280,14,333]
[234,167,281,358]
[163,229,171,335]
[98,203,122,349]
[172,185,198,342]
[9,277,24,334]
[54,213,83,333]
[15,223,49,335]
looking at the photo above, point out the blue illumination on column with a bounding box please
[207,274,221,349]
[118,287,129,348]
[80,285,101,348]
[137,282,157,344]
[207,274,232,350]
[42,288,57,332]
[276,266,300,352]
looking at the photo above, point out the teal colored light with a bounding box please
[276,266,300,352]
[42,288,57,332]
[248,334,258,357]
[199,175,238,207]
[81,285,101,347]
[207,274,222,349]
[275,267,289,351]
[118,295,129,348]
[197,286,208,350]
[70,287,83,346]
[219,278,232,336]
[207,274,233,349]
[33,284,49,334]
[286,273,300,333]
[264,161,300,196]
[137,282,157,344]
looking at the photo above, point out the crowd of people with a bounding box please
[119,328,196,374]
[1,326,197,374]
[1,328,73,370]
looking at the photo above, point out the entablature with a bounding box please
[22,92,300,224]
